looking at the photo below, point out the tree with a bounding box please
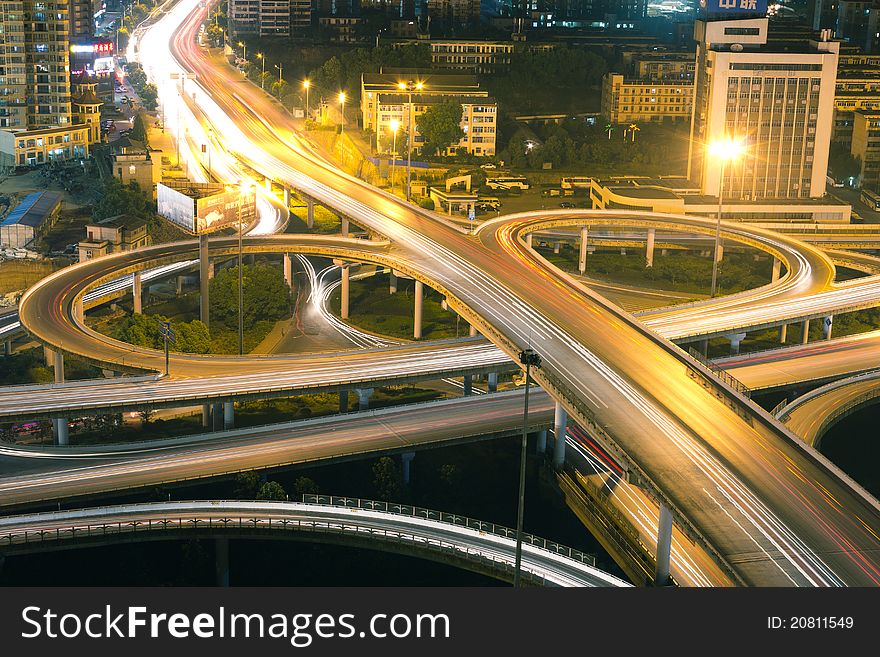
[92,180,152,220]
[293,476,318,496]
[416,100,464,157]
[372,456,401,501]
[137,408,155,424]
[139,83,158,111]
[828,142,861,182]
[130,111,150,147]
[172,319,211,354]
[233,472,261,499]
[209,263,290,330]
[256,480,287,501]
[113,314,212,354]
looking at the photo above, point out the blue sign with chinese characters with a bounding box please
[700,0,767,16]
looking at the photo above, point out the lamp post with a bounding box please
[708,137,745,298]
[397,79,424,201]
[303,79,310,119]
[274,63,283,94]
[338,91,346,166]
[514,348,541,588]
[256,52,265,89]
[229,181,253,355]
[237,41,246,62]
[389,119,399,193]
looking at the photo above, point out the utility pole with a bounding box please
[514,348,542,588]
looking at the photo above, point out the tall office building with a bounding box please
[688,10,839,200]
[0,0,94,167]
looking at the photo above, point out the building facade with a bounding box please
[361,72,496,156]
[688,18,839,200]
[851,110,880,188]
[601,73,693,124]
[833,54,880,146]
[0,0,100,168]
[78,214,151,262]
[228,0,300,36]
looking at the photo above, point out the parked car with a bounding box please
[559,201,577,208]
[480,163,497,170]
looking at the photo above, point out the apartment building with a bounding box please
[601,73,693,124]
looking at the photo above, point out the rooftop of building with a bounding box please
[373,93,496,105]
[682,194,849,206]
[159,180,226,199]
[111,136,148,154]
[364,69,482,89]
[605,73,694,86]
[607,185,681,199]
[88,213,148,231]
[709,40,837,56]
[0,191,63,229]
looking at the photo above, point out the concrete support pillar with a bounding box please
[43,345,55,367]
[132,271,142,314]
[823,316,833,340]
[340,264,350,320]
[525,233,532,248]
[306,198,315,229]
[339,390,349,413]
[283,188,290,207]
[698,339,709,358]
[469,324,477,337]
[578,227,588,274]
[208,262,215,280]
[779,323,787,344]
[771,257,782,283]
[463,374,472,396]
[3,340,11,357]
[655,503,673,587]
[223,401,234,430]
[488,372,498,393]
[728,332,746,355]
[646,228,655,268]
[661,249,668,257]
[176,276,184,295]
[389,271,397,295]
[74,297,84,323]
[401,452,415,485]
[413,280,423,339]
[212,402,223,431]
[53,351,68,446]
[54,418,69,446]
[341,215,349,237]
[355,388,373,411]
[553,402,568,468]
[536,429,548,453]
[215,538,229,587]
[199,233,210,326]
[802,319,810,345]
[620,247,626,256]
[283,253,293,290]
[553,241,561,254]
[202,404,212,428]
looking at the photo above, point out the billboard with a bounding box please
[157,182,256,234]
[157,183,196,233]
[700,0,767,17]
[195,186,256,233]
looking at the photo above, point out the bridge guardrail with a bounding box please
[301,495,596,567]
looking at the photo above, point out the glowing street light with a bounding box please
[256,53,265,89]
[398,79,424,201]
[389,119,400,193]
[707,137,746,297]
[303,79,311,119]
[237,41,246,62]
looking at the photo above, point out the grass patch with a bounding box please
[330,271,467,340]
[290,203,341,234]
[539,245,772,297]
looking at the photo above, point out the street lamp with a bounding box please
[274,63,283,91]
[389,119,399,193]
[229,181,254,355]
[237,41,246,62]
[256,52,265,89]
[398,79,424,201]
[514,348,542,588]
[707,137,745,297]
[303,79,310,119]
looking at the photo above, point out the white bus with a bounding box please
[486,176,530,190]
[861,188,880,210]
[560,176,592,189]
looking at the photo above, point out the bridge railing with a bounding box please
[301,494,597,567]
[687,347,752,398]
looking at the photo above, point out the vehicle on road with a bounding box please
[486,175,530,191]
[559,201,577,208]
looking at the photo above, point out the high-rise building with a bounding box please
[0,0,94,168]
[688,16,839,200]
[69,0,94,38]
